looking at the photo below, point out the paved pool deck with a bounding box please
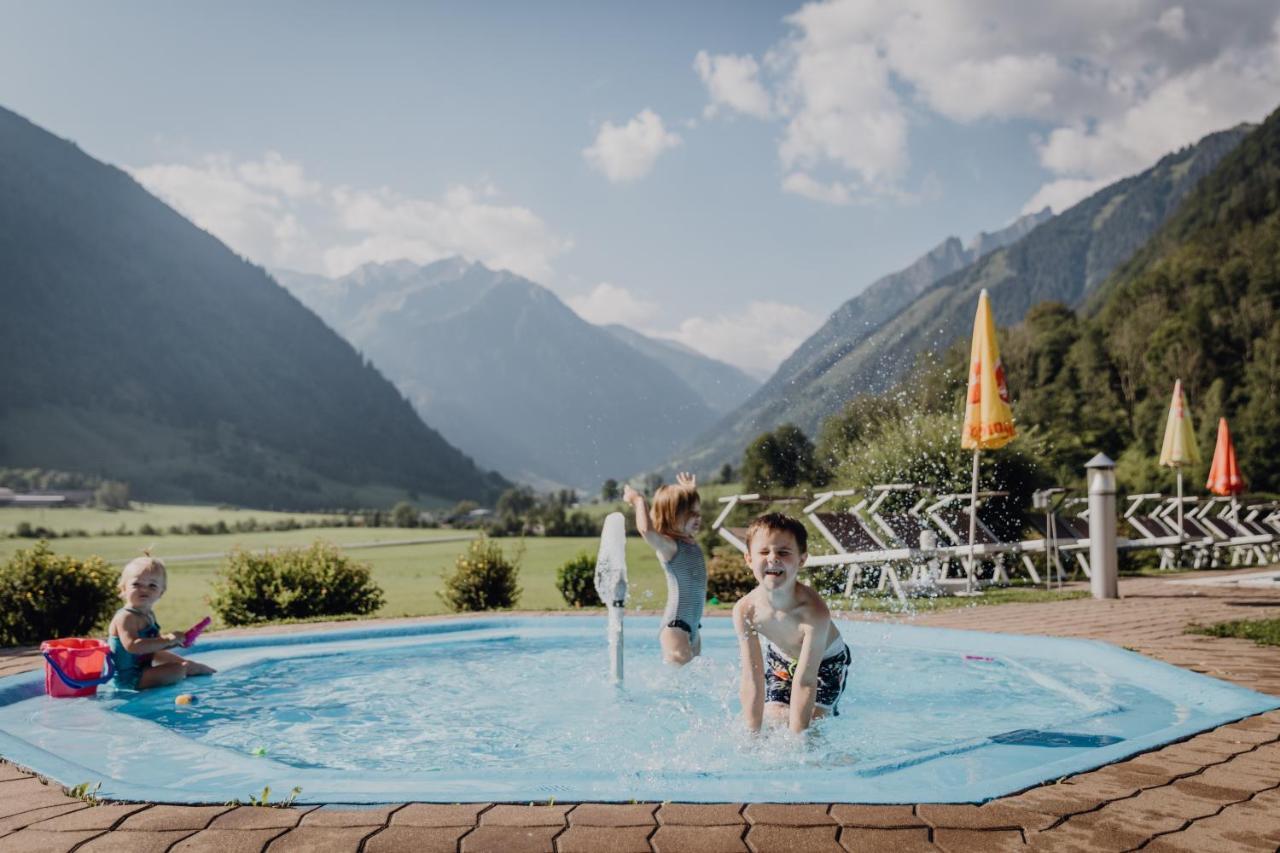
[1,569,1278,852]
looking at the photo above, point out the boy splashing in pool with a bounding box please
[733,513,850,733]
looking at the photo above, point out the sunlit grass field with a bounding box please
[0,526,677,631]
[0,502,342,536]
[2,495,1088,637]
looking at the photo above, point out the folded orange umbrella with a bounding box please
[1206,417,1245,496]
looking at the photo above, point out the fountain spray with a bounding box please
[593,512,629,685]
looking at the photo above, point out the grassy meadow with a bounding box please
[2,496,1089,638]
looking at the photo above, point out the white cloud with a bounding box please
[1019,176,1112,216]
[693,51,773,119]
[132,153,319,271]
[583,109,682,183]
[567,282,660,327]
[692,1,1280,207]
[663,301,823,378]
[781,172,852,205]
[324,184,570,281]
[131,153,570,280]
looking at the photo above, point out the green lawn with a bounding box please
[2,531,676,632]
[1187,618,1280,647]
[0,502,344,537]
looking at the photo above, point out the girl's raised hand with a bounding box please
[676,472,696,489]
[622,484,641,504]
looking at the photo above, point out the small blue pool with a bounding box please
[0,615,1275,803]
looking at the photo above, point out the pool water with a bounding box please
[0,616,1275,803]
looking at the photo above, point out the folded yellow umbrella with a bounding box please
[1158,379,1199,565]
[958,289,1016,593]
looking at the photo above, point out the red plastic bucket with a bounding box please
[40,638,115,698]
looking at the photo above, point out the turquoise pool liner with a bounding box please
[0,615,1275,804]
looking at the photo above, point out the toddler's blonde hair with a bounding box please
[119,553,168,596]
[649,481,700,539]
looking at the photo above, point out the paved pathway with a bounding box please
[2,570,1278,852]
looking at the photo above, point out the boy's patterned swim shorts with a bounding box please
[764,641,852,714]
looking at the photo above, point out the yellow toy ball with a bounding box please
[175,693,198,706]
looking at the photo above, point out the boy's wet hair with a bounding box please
[119,553,168,592]
[650,480,701,539]
[744,512,808,553]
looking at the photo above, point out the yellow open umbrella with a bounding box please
[959,289,1016,591]
[1158,379,1200,563]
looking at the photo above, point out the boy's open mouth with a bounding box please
[763,567,785,576]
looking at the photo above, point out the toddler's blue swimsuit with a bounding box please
[660,539,707,642]
[109,607,159,690]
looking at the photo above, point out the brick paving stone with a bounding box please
[170,828,289,853]
[556,824,653,853]
[390,803,489,827]
[656,804,744,825]
[917,803,1054,832]
[0,764,31,782]
[265,826,371,852]
[651,824,747,853]
[828,804,921,827]
[1029,812,1149,852]
[745,824,841,852]
[459,825,560,853]
[743,804,833,825]
[837,827,933,852]
[0,804,86,835]
[0,829,103,852]
[0,780,77,820]
[298,805,398,827]
[933,828,1024,852]
[116,805,230,831]
[26,804,149,832]
[1144,821,1277,853]
[77,829,198,852]
[363,825,469,853]
[1196,760,1280,792]
[567,803,657,826]
[208,806,316,830]
[1198,726,1279,745]
[1002,785,1101,818]
[1172,774,1258,802]
[478,804,571,826]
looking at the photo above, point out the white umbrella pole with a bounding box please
[967,448,980,594]
[1175,468,1184,569]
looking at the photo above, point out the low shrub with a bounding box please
[440,537,521,612]
[556,553,601,608]
[705,545,755,603]
[0,541,116,646]
[210,541,385,626]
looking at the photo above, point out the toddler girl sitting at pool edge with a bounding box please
[623,473,707,666]
[109,555,216,690]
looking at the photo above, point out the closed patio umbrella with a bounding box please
[960,289,1016,593]
[1206,417,1245,517]
[1158,379,1200,565]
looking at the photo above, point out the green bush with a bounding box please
[440,536,521,612]
[0,541,116,646]
[556,553,601,607]
[211,541,385,626]
[705,545,755,603]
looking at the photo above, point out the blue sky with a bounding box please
[2,1,1277,375]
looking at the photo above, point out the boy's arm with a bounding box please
[788,620,828,733]
[114,615,182,656]
[622,485,677,561]
[733,600,765,732]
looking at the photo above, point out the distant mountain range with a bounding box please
[275,261,757,489]
[0,106,506,509]
[673,124,1251,473]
